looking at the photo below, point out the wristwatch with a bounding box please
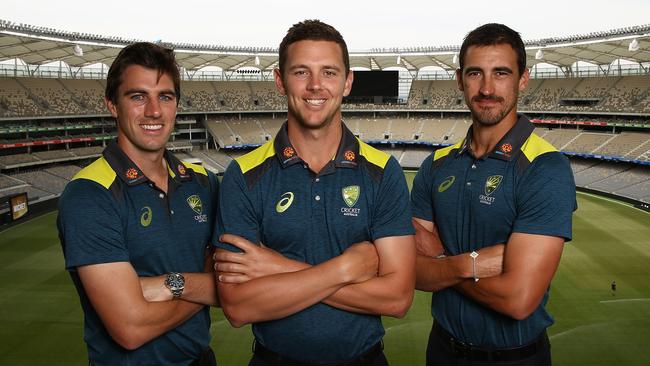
[164,272,185,298]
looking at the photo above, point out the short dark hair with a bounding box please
[459,23,526,76]
[278,19,350,76]
[105,42,181,105]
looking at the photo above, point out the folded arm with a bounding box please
[216,234,415,318]
[139,247,219,306]
[321,235,415,317]
[215,234,378,327]
[413,217,504,292]
[454,232,564,320]
[78,262,203,350]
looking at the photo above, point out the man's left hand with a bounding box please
[214,234,306,283]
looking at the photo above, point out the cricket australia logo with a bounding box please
[276,192,294,213]
[341,185,361,217]
[140,206,152,227]
[187,195,207,222]
[479,175,503,205]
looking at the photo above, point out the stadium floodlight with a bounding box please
[628,39,640,52]
[73,44,83,57]
[535,49,544,60]
[396,55,401,65]
[452,53,458,65]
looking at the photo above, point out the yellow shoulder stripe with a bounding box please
[236,139,276,174]
[182,161,208,176]
[71,157,116,189]
[434,140,464,161]
[521,133,558,162]
[358,139,390,169]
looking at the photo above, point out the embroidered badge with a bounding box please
[125,168,138,180]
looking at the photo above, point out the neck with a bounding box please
[470,113,518,158]
[287,118,343,174]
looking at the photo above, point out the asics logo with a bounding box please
[276,192,294,213]
[140,206,153,227]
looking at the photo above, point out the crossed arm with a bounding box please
[215,233,415,327]
[413,217,564,320]
[78,248,218,350]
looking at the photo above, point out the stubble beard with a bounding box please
[468,94,518,127]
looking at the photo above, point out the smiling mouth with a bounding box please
[141,124,163,131]
[305,98,326,106]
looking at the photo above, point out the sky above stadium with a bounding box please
[4,0,650,50]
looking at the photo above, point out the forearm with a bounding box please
[454,234,564,320]
[322,272,414,318]
[115,299,203,349]
[181,272,219,306]
[218,256,353,327]
[140,272,219,306]
[454,273,529,320]
[415,254,470,292]
[79,262,206,350]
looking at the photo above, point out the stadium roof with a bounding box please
[1,19,649,73]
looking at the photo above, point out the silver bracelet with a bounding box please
[470,251,479,282]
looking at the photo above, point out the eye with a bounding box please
[130,94,146,104]
[159,94,175,102]
[466,71,481,78]
[324,70,336,77]
[294,70,308,77]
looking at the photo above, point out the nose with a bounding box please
[307,74,322,91]
[479,74,494,96]
[144,98,162,118]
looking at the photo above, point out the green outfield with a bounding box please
[1,176,649,365]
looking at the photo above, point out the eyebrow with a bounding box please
[288,64,342,72]
[464,66,514,74]
[123,88,176,96]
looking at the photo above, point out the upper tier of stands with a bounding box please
[2,75,650,118]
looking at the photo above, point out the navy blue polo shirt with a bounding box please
[58,140,218,366]
[216,122,414,363]
[411,115,576,348]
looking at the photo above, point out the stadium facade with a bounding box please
[1,19,649,225]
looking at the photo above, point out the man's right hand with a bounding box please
[339,241,379,284]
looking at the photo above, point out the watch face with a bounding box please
[166,273,185,293]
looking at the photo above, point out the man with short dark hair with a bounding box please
[58,42,219,366]
[411,23,576,365]
[214,20,416,366]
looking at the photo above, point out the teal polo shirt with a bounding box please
[411,115,576,348]
[58,140,218,366]
[216,122,414,364]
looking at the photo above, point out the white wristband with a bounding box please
[470,251,479,282]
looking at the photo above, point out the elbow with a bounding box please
[507,307,535,321]
[503,293,541,321]
[383,290,414,319]
[109,326,148,350]
[218,291,253,328]
[220,303,251,328]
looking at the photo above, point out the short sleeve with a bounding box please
[57,180,128,270]
[213,160,261,252]
[513,152,576,241]
[370,157,415,241]
[410,154,435,222]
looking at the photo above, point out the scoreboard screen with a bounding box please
[348,71,398,97]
